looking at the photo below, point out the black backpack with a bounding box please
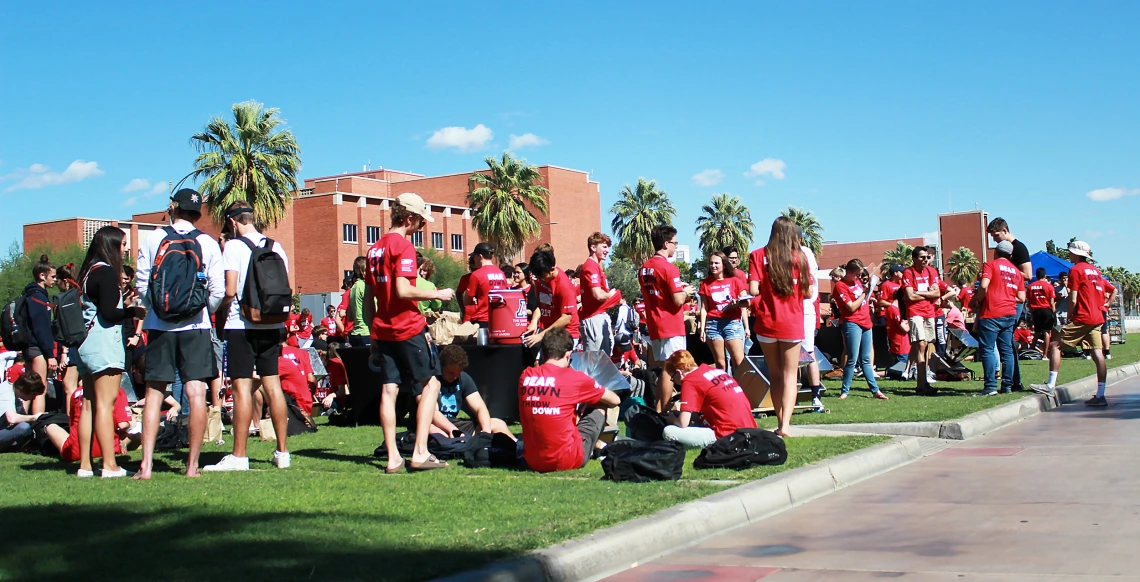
[1,293,34,351]
[238,237,292,325]
[624,403,667,442]
[464,431,519,468]
[693,428,787,470]
[148,227,209,322]
[427,432,469,460]
[601,439,685,482]
[52,284,88,349]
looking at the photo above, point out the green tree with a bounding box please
[610,178,675,265]
[420,248,467,312]
[0,241,89,304]
[467,151,550,262]
[604,257,641,304]
[1046,237,1089,263]
[694,193,754,259]
[946,246,981,285]
[673,259,698,287]
[881,241,915,276]
[780,206,824,256]
[191,100,302,229]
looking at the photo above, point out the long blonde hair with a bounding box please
[764,217,810,297]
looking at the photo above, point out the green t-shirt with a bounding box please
[350,279,369,336]
[417,277,442,313]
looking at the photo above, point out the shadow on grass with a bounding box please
[0,504,514,582]
[291,447,384,467]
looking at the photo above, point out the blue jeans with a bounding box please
[977,314,1017,392]
[0,422,32,453]
[841,322,881,394]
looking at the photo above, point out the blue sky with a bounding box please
[2,2,1138,269]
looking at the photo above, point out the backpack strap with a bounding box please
[237,236,258,252]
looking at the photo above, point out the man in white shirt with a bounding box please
[134,189,225,479]
[205,200,292,472]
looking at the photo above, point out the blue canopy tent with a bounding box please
[1030,251,1074,279]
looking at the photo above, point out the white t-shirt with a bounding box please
[222,231,289,330]
[136,221,225,332]
[801,246,820,314]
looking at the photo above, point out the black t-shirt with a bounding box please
[311,338,329,352]
[1010,239,1031,272]
[436,371,478,419]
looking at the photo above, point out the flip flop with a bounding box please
[384,458,405,475]
[407,455,450,472]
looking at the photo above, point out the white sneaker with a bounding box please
[77,468,94,478]
[203,454,250,472]
[927,371,937,385]
[101,468,133,479]
[1107,354,1113,360]
[811,397,823,408]
[272,450,291,469]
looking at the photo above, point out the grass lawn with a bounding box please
[765,333,1140,427]
[0,420,886,582]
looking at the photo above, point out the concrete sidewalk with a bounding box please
[602,377,1140,581]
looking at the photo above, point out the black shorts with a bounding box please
[226,328,285,378]
[145,329,219,383]
[376,329,438,392]
[448,418,476,436]
[1031,308,1056,334]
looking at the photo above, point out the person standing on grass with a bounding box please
[205,200,293,472]
[1030,241,1111,405]
[74,226,147,478]
[972,241,1026,396]
[134,189,224,479]
[639,225,696,412]
[1027,268,1057,356]
[987,218,1031,389]
[345,257,371,347]
[662,350,755,448]
[579,233,622,355]
[463,243,508,329]
[416,256,443,314]
[365,193,456,473]
[1054,272,1070,325]
[21,255,56,415]
[749,217,813,437]
[698,252,748,372]
[321,304,340,343]
[523,250,580,349]
[723,246,748,283]
[796,228,824,409]
[901,246,942,396]
[883,288,911,370]
[518,328,620,472]
[1098,280,1117,361]
[834,259,888,401]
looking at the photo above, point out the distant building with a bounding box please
[673,244,690,263]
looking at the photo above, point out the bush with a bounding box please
[421,248,466,312]
[0,241,89,304]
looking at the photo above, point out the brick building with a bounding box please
[23,164,601,295]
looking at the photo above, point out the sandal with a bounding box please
[384,458,405,475]
[407,454,450,472]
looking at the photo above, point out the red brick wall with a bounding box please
[23,219,84,253]
[938,211,988,282]
[817,237,926,273]
[536,167,601,268]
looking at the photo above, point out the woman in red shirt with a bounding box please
[748,217,813,437]
[698,252,749,371]
[835,259,888,400]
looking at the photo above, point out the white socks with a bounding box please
[1096,382,1106,398]
[1047,371,1058,388]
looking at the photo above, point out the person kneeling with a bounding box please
[518,328,619,472]
[661,350,757,447]
[425,345,515,440]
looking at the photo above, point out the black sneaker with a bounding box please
[1085,396,1108,407]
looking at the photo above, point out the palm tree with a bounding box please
[467,151,550,262]
[191,101,302,229]
[780,206,824,255]
[881,241,915,276]
[695,194,754,259]
[610,178,676,264]
[946,247,981,285]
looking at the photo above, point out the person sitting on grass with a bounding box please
[41,382,134,471]
[518,328,620,473]
[1,371,45,453]
[1014,320,1034,352]
[662,350,755,447]
[422,345,515,440]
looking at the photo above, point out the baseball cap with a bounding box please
[473,242,495,258]
[995,240,1014,255]
[396,192,434,222]
[888,264,905,275]
[1067,240,1091,258]
[171,188,203,213]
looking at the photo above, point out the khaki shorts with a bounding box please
[1060,322,1102,350]
[908,316,936,343]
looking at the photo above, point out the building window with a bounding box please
[366,226,381,244]
[451,234,463,252]
[411,231,424,248]
[431,232,444,250]
[342,224,358,244]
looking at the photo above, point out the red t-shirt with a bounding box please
[279,345,314,412]
[679,364,756,438]
[61,388,130,462]
[297,313,313,339]
[457,273,473,321]
[878,280,900,316]
[934,280,950,317]
[579,258,621,320]
[1014,328,1033,345]
[321,316,339,337]
[465,264,509,323]
[902,265,941,318]
[1027,279,1056,310]
[699,276,747,320]
[748,247,808,340]
[733,269,748,284]
[336,292,351,336]
[537,270,580,338]
[1069,263,1107,326]
[638,255,686,340]
[979,259,1024,319]
[957,286,975,311]
[6,362,24,384]
[286,313,300,337]
[518,363,605,472]
[834,279,873,329]
[327,357,347,389]
[366,233,425,342]
[635,300,646,321]
[884,304,911,356]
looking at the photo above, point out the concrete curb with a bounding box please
[435,436,931,582]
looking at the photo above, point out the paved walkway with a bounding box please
[603,376,1140,581]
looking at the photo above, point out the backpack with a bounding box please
[426,432,469,460]
[52,275,90,348]
[623,402,667,442]
[148,227,209,322]
[601,439,686,482]
[693,428,787,470]
[375,431,417,459]
[155,420,190,451]
[238,237,292,325]
[1,293,33,351]
[464,431,520,468]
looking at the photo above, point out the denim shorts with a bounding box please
[705,317,745,342]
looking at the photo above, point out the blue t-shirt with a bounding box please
[436,371,478,419]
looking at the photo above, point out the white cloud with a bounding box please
[744,158,787,186]
[4,160,105,192]
[426,124,494,152]
[150,182,168,196]
[121,196,139,208]
[1085,187,1139,202]
[122,178,151,192]
[508,133,550,150]
[691,169,724,187]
